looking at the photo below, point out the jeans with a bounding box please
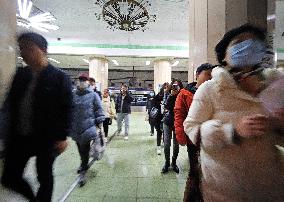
[117,113,130,136]
[76,141,91,170]
[1,137,56,202]
[163,123,179,165]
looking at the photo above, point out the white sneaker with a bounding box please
[124,136,129,140]
[157,146,161,155]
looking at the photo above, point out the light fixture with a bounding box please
[274,53,277,62]
[17,56,23,60]
[112,59,119,66]
[17,0,59,32]
[172,61,179,66]
[48,57,60,64]
[82,59,90,64]
[94,0,156,32]
[146,61,150,66]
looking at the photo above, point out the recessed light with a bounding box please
[48,57,60,64]
[112,59,119,66]
[172,61,179,66]
[82,59,90,64]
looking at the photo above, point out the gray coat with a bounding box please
[71,88,105,144]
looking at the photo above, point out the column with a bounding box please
[0,0,16,105]
[89,57,109,92]
[154,59,171,93]
[188,0,267,82]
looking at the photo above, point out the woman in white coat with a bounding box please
[184,24,284,201]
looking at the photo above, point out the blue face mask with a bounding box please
[228,39,266,68]
[149,92,154,97]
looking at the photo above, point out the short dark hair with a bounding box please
[196,63,215,75]
[18,32,48,51]
[121,84,128,88]
[215,24,266,65]
[89,77,96,83]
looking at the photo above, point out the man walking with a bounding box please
[0,32,73,202]
[115,84,133,140]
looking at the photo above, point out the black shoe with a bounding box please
[78,174,86,187]
[161,164,170,174]
[77,165,88,174]
[172,164,180,174]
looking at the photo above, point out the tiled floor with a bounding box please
[0,113,189,202]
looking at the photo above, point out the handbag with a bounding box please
[89,127,105,161]
[184,129,203,202]
[149,107,159,119]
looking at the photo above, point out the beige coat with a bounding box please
[102,96,114,118]
[184,67,284,202]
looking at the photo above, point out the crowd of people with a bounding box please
[0,23,283,202]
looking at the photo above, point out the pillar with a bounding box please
[89,57,109,92]
[154,59,171,93]
[0,0,16,106]
[188,0,267,82]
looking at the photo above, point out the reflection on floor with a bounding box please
[0,113,189,202]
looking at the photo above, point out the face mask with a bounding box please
[228,39,266,68]
[149,92,154,97]
[78,81,88,89]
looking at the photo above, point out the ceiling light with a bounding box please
[17,0,59,32]
[17,56,23,60]
[82,59,90,64]
[172,61,179,66]
[146,61,151,66]
[48,57,60,64]
[94,0,156,32]
[112,60,119,66]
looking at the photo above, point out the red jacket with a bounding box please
[174,82,197,145]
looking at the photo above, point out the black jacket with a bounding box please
[2,64,73,143]
[163,94,177,127]
[115,93,133,114]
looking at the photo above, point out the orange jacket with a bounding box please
[174,82,197,145]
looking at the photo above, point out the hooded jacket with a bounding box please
[184,67,284,201]
[71,88,105,144]
[174,82,197,145]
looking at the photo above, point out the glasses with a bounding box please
[232,67,264,80]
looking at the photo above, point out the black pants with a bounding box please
[154,120,163,146]
[183,144,199,202]
[163,123,179,166]
[76,141,90,170]
[103,118,110,137]
[1,137,56,202]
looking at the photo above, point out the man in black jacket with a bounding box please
[115,84,133,140]
[0,32,73,202]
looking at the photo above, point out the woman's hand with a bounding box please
[235,114,269,138]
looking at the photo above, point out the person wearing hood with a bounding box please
[184,24,284,201]
[71,74,105,184]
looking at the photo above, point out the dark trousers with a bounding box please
[183,144,199,202]
[76,141,90,170]
[149,120,155,134]
[1,137,56,202]
[154,121,163,146]
[163,123,179,166]
[103,118,110,137]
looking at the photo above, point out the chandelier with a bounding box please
[94,0,156,32]
[16,0,59,32]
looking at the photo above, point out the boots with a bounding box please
[171,157,179,174]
